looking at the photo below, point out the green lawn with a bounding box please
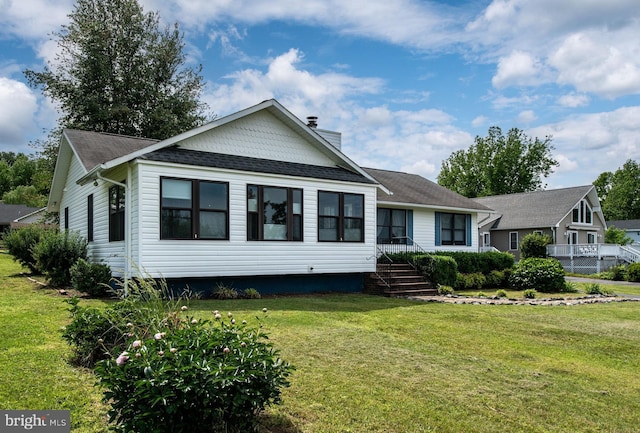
[2,252,640,432]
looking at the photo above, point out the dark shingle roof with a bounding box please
[473,185,594,230]
[0,204,41,224]
[607,219,640,230]
[64,129,159,171]
[142,147,376,184]
[363,167,492,211]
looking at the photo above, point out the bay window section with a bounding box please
[247,185,302,241]
[161,178,228,240]
[318,191,364,242]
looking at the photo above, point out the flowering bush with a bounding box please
[509,258,565,293]
[95,310,293,433]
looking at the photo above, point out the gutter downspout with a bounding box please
[96,172,130,296]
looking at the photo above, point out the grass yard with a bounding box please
[2,250,640,432]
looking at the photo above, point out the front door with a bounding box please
[567,230,578,244]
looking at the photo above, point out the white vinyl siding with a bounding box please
[179,111,338,167]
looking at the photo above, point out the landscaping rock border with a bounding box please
[405,294,640,306]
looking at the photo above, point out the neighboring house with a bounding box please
[48,99,489,295]
[0,204,42,233]
[11,207,48,228]
[473,186,606,261]
[364,168,492,252]
[606,219,640,245]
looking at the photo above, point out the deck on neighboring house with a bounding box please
[548,244,640,274]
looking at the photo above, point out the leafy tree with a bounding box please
[604,226,633,246]
[438,126,558,198]
[2,185,47,208]
[593,159,640,221]
[24,0,208,141]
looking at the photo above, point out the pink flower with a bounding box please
[132,340,142,349]
[262,308,268,313]
[191,319,198,324]
[135,353,142,358]
[223,347,230,354]
[158,351,164,356]
[227,312,233,318]
[170,347,177,353]
[240,342,247,348]
[154,332,165,340]
[214,313,222,320]
[231,319,236,325]
[116,352,129,366]
[181,305,188,311]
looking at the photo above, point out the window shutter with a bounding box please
[407,210,413,245]
[435,212,441,246]
[466,214,472,246]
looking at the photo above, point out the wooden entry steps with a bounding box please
[365,263,438,297]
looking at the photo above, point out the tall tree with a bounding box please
[593,159,640,221]
[438,126,558,198]
[25,0,208,140]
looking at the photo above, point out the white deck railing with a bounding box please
[547,243,640,264]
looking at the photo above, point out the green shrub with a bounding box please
[509,258,565,293]
[213,284,239,299]
[455,272,487,291]
[32,230,87,287]
[2,225,53,273]
[94,313,293,433]
[584,283,613,296]
[242,288,261,299]
[62,277,185,368]
[609,265,627,281]
[626,262,640,282]
[476,292,487,298]
[434,251,514,274]
[438,285,454,295]
[70,258,112,297]
[520,233,552,259]
[486,270,506,288]
[562,281,579,293]
[414,254,458,287]
[523,289,537,299]
[496,289,508,298]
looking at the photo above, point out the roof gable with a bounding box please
[363,167,492,212]
[473,185,595,230]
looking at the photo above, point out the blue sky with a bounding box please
[1,0,639,189]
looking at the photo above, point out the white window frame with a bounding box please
[509,232,518,250]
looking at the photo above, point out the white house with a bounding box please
[48,99,490,295]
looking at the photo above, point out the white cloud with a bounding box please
[0,0,73,40]
[0,77,39,148]
[557,93,590,108]
[530,105,640,185]
[472,115,488,127]
[549,32,640,98]
[517,110,537,124]
[206,48,384,121]
[492,50,547,88]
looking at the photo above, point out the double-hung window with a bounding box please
[435,212,471,246]
[247,185,302,241]
[161,177,228,240]
[109,184,125,242]
[318,191,364,242]
[377,208,406,244]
